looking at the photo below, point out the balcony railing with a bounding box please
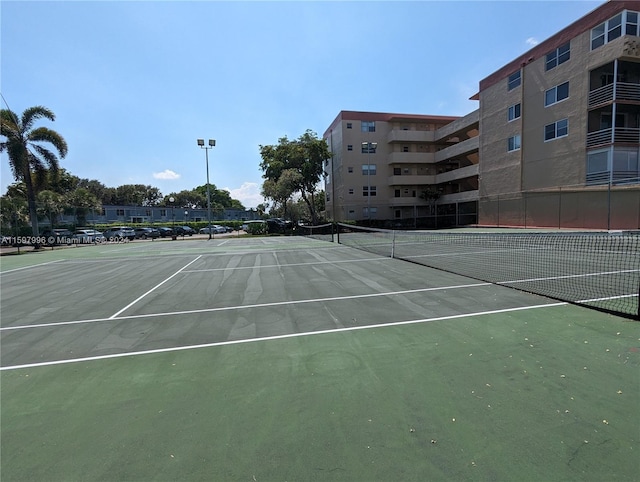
[588,82,640,108]
[586,171,640,186]
[586,127,640,148]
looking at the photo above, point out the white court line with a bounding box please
[0,282,491,331]
[0,301,567,371]
[108,256,202,319]
[185,257,389,272]
[0,259,64,275]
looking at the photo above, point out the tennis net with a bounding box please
[336,223,640,320]
[297,223,335,242]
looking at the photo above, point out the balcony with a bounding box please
[435,164,479,184]
[434,136,479,162]
[434,109,479,141]
[586,127,640,148]
[387,129,435,143]
[388,152,436,164]
[588,82,640,109]
[387,175,436,186]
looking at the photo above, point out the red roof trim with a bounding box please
[323,110,460,138]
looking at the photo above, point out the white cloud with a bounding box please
[153,169,181,180]
[226,182,263,209]
[526,37,539,47]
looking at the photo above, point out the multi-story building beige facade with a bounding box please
[323,111,479,227]
[478,0,639,229]
[324,1,639,230]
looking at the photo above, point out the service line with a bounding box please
[108,255,202,319]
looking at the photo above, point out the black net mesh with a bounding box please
[336,223,640,320]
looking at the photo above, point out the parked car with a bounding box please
[72,229,106,243]
[103,226,136,240]
[157,227,175,237]
[266,218,289,234]
[241,220,267,234]
[199,225,226,234]
[174,225,195,236]
[41,228,74,245]
[134,227,160,239]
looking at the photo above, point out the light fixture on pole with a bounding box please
[197,138,216,239]
[362,142,377,224]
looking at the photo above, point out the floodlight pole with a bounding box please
[197,138,216,239]
[169,196,176,239]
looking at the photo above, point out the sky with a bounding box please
[1,0,604,208]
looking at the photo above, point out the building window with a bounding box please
[363,186,377,196]
[347,145,353,151]
[348,167,353,173]
[361,121,375,132]
[545,81,569,106]
[361,143,377,153]
[160,209,167,216]
[508,71,521,90]
[544,119,569,141]
[545,42,570,71]
[362,164,376,175]
[326,192,330,201]
[394,189,400,197]
[508,103,521,122]
[402,146,409,152]
[363,207,377,217]
[393,167,401,175]
[591,10,639,50]
[116,209,125,216]
[508,135,521,152]
[348,188,354,195]
[346,123,352,129]
[626,11,638,35]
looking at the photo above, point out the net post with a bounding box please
[391,229,396,258]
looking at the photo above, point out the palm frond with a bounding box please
[21,106,55,133]
[29,146,60,172]
[28,127,68,158]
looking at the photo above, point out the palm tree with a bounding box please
[0,106,68,240]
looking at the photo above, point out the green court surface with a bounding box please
[1,237,638,481]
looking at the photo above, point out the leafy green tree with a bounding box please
[261,170,302,218]
[0,194,29,234]
[419,187,441,215]
[111,184,162,206]
[0,106,68,238]
[163,190,206,209]
[259,130,330,224]
[36,190,65,229]
[65,188,101,226]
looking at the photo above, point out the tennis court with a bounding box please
[1,233,638,481]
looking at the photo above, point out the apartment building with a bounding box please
[324,1,639,230]
[478,0,639,229]
[323,111,479,227]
